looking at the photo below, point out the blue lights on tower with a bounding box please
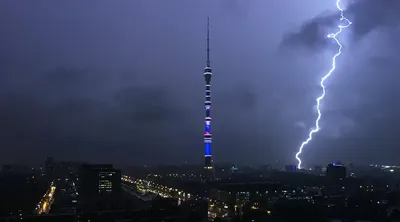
[205,143,211,156]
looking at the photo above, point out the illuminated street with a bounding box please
[35,182,56,215]
[122,175,229,220]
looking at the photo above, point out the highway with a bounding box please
[122,175,192,201]
[121,175,229,219]
[35,182,56,215]
[122,183,155,202]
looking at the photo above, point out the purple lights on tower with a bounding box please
[203,17,213,179]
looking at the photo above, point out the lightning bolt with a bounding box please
[295,0,352,169]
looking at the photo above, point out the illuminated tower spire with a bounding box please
[203,17,214,181]
[206,17,210,68]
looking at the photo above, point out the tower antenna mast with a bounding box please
[206,17,210,67]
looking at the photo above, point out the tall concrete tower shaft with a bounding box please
[203,17,213,179]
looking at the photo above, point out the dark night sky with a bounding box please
[0,0,399,166]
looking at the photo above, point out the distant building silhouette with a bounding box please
[285,165,296,173]
[326,163,346,181]
[45,157,55,177]
[79,164,121,208]
[312,165,323,175]
[1,164,30,174]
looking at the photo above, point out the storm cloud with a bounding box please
[0,67,189,163]
[280,0,400,49]
[1,0,400,166]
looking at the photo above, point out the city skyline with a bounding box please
[1,0,400,165]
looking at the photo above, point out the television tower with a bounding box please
[203,17,214,181]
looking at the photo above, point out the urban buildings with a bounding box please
[326,163,346,181]
[79,164,121,200]
[44,156,81,180]
[0,166,49,219]
[285,165,297,173]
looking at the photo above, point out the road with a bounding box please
[35,182,56,215]
[121,175,229,220]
